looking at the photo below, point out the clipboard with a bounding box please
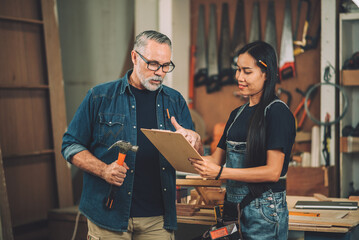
[141,128,202,174]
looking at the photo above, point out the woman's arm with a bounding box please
[191,149,284,182]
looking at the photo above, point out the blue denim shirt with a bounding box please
[62,70,194,232]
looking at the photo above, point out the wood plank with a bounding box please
[41,0,73,207]
[289,224,348,233]
[2,149,54,160]
[0,148,14,240]
[289,215,355,228]
[340,137,359,153]
[176,179,223,187]
[313,193,331,201]
[286,166,336,196]
[0,15,43,24]
[0,84,49,89]
[4,154,58,226]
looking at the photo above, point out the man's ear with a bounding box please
[131,50,137,65]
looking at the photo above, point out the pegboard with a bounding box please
[190,0,321,141]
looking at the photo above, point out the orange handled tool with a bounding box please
[117,152,126,166]
[105,140,139,209]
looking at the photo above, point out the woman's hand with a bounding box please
[189,156,222,179]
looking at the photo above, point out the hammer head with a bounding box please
[108,140,139,153]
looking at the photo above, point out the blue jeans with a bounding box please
[240,189,288,240]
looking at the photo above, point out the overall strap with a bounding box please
[226,102,249,137]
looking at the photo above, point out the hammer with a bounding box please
[105,140,139,209]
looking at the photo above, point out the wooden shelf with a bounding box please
[341,70,359,86]
[340,137,359,153]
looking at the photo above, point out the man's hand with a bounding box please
[102,161,129,187]
[171,116,203,154]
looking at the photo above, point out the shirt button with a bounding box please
[109,121,112,124]
[131,170,134,173]
[273,213,277,216]
[162,167,165,171]
[128,192,131,195]
[132,105,135,109]
[160,124,163,127]
[133,126,136,129]
[157,104,160,107]
[163,188,167,192]
[269,204,274,208]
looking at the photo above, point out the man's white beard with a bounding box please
[136,67,164,91]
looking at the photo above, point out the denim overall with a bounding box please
[225,100,289,240]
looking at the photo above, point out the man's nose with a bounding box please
[154,67,166,76]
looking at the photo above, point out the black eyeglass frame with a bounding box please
[135,50,175,73]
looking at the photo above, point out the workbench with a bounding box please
[48,195,359,240]
[176,195,359,240]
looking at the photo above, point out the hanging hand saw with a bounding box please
[264,0,277,52]
[293,0,321,56]
[194,4,208,87]
[248,1,261,43]
[219,3,235,86]
[279,0,295,81]
[206,4,221,93]
[231,0,246,76]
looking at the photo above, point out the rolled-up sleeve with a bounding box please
[61,89,94,163]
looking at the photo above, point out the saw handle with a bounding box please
[279,62,296,81]
[116,152,126,166]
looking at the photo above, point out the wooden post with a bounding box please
[41,0,74,207]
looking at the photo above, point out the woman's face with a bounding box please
[235,52,267,105]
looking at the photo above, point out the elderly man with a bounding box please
[62,30,202,239]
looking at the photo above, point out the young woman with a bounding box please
[189,41,296,240]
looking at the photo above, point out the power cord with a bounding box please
[71,210,81,240]
[304,63,349,126]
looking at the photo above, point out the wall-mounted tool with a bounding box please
[279,0,295,81]
[277,87,292,108]
[249,1,261,43]
[322,113,331,167]
[293,0,321,56]
[219,3,235,86]
[264,0,277,52]
[231,0,246,72]
[105,140,139,209]
[293,85,317,131]
[206,4,221,93]
[194,4,207,87]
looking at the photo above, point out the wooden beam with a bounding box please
[41,0,73,207]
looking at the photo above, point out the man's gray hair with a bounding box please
[133,30,172,53]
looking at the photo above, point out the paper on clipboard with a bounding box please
[141,128,202,174]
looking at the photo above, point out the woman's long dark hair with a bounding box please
[237,41,278,195]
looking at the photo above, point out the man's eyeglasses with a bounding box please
[135,51,175,73]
